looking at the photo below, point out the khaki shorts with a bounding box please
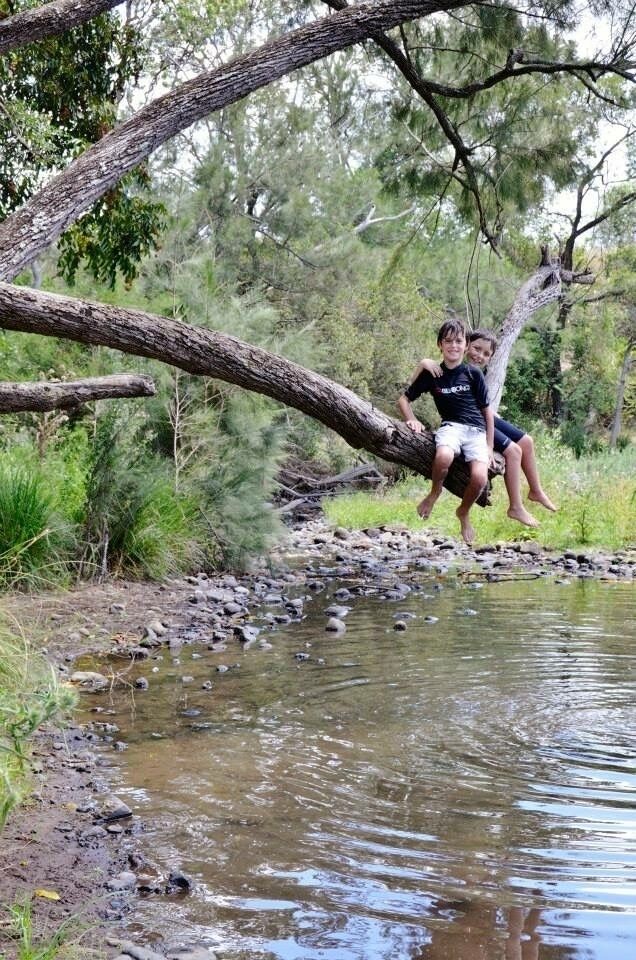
[435,421,488,464]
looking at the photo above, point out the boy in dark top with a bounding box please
[398,319,494,545]
[410,328,557,526]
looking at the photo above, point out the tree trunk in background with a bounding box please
[0,282,502,505]
[485,254,562,412]
[609,344,634,449]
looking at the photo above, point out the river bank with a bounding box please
[1,520,634,959]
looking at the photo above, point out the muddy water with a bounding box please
[80,577,636,959]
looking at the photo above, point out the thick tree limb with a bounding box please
[0,282,502,505]
[0,0,467,282]
[0,0,123,55]
[0,374,155,412]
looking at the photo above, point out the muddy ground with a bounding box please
[0,577,201,959]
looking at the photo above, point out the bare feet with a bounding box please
[507,506,540,528]
[528,489,557,512]
[456,508,475,545]
[417,492,439,519]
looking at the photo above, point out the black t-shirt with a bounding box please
[404,363,489,430]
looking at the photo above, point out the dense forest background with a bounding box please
[0,0,634,581]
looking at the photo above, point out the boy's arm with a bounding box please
[398,393,424,434]
[409,358,442,383]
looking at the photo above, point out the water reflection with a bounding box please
[80,578,636,959]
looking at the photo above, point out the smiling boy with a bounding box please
[411,328,557,526]
[398,319,494,545]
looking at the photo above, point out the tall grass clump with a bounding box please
[324,439,636,551]
[0,466,71,588]
[79,407,202,579]
[0,626,76,831]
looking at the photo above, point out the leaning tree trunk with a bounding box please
[0,282,502,505]
[0,0,465,282]
[609,343,634,450]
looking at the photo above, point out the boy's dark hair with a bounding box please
[468,328,498,353]
[436,318,466,345]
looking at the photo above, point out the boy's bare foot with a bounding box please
[455,508,475,545]
[507,506,540,528]
[417,493,438,519]
[528,490,557,512]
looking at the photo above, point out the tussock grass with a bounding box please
[0,468,70,588]
[324,444,636,551]
[0,625,76,831]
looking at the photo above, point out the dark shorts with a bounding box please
[493,416,525,453]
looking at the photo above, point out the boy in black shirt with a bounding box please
[398,319,494,545]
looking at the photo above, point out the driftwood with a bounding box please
[275,461,386,513]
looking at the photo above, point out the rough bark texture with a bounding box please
[0,282,501,504]
[485,261,562,413]
[0,0,122,55]
[0,374,155,412]
[0,0,465,282]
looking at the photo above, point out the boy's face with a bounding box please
[466,337,494,368]
[438,332,466,366]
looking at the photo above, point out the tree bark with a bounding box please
[0,281,501,504]
[485,250,594,413]
[0,0,123,55]
[0,0,465,282]
[609,343,634,449]
[0,374,155,412]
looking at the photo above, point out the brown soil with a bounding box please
[0,577,199,959]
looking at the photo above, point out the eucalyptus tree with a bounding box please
[0,0,635,496]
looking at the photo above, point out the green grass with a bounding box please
[324,444,636,551]
[0,625,77,831]
[0,896,96,960]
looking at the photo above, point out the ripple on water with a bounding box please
[80,578,636,959]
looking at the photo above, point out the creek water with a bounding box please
[79,574,636,959]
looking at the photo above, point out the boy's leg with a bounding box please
[502,443,539,527]
[519,434,557,511]
[455,459,488,545]
[418,445,455,518]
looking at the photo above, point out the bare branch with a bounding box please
[0,373,155,412]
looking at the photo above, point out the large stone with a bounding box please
[98,795,133,821]
[117,944,167,960]
[70,671,109,690]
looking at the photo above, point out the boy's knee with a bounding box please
[520,434,534,453]
[435,446,455,468]
[504,441,522,462]
[470,461,488,485]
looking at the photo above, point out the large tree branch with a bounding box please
[0,0,123,55]
[0,374,155,412]
[0,0,467,282]
[0,281,502,505]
